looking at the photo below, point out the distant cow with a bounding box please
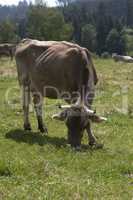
[15,39,106,149]
[112,53,133,63]
[0,43,16,60]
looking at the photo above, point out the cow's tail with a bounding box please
[15,52,30,87]
[15,55,31,110]
[80,49,98,107]
[84,49,98,86]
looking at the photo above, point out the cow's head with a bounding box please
[52,105,107,149]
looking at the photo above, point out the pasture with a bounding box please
[0,57,133,199]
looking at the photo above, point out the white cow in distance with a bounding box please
[112,53,133,63]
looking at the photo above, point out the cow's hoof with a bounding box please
[89,142,104,149]
[39,126,48,134]
[72,146,81,151]
[24,123,32,131]
[75,146,81,151]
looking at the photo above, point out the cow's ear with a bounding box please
[52,110,67,121]
[89,115,107,123]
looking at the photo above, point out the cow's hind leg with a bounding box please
[22,85,31,131]
[33,94,48,134]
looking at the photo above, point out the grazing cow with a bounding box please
[15,39,106,149]
[112,53,133,63]
[0,43,16,60]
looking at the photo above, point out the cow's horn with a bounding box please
[52,113,60,120]
[90,115,107,123]
[58,104,71,109]
[52,112,66,121]
[98,116,107,122]
[84,106,95,114]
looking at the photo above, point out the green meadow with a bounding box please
[0,57,132,199]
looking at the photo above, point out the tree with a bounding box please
[117,30,127,54]
[81,24,97,51]
[125,29,133,55]
[127,0,133,27]
[57,0,75,7]
[26,5,46,40]
[61,3,86,43]
[114,18,124,32]
[106,28,126,54]
[34,0,46,6]
[18,18,27,38]
[106,28,120,54]
[27,6,73,41]
[0,19,18,43]
[96,2,109,55]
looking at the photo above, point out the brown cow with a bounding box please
[15,39,106,149]
[0,43,16,60]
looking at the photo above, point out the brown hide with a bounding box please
[15,39,98,104]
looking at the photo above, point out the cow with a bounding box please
[112,53,133,63]
[15,39,107,149]
[0,43,16,60]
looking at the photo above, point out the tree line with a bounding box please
[0,0,133,55]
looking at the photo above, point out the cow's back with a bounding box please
[15,39,96,99]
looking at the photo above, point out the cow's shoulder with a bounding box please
[82,47,93,58]
[15,39,33,56]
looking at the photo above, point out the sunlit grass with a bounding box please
[0,57,132,199]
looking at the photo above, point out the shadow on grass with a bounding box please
[5,129,67,148]
[5,130,105,152]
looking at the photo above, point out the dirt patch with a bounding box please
[0,58,17,77]
[0,68,17,77]
[123,170,133,178]
[0,192,6,200]
[125,173,133,178]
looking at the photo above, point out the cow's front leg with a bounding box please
[86,123,97,146]
[23,85,31,131]
[33,94,48,134]
[86,123,103,149]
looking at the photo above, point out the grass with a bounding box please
[0,57,133,199]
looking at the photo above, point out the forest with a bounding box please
[0,0,133,55]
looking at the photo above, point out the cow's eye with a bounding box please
[60,110,68,120]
